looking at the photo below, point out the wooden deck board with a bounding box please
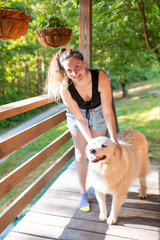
[4,161,160,240]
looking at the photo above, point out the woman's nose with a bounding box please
[72,70,77,76]
[72,71,75,76]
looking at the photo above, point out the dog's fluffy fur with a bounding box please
[86,129,150,224]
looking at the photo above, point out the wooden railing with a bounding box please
[0,95,74,233]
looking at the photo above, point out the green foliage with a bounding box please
[36,16,67,30]
[92,0,160,89]
[0,2,25,11]
[0,0,30,13]
[61,0,79,48]
[0,0,78,109]
[0,0,159,107]
[36,0,68,30]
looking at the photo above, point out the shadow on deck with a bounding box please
[4,161,160,240]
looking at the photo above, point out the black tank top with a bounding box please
[68,69,101,110]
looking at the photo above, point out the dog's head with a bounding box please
[86,136,120,172]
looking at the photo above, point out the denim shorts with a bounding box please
[66,104,107,132]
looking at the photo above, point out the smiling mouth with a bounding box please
[91,155,107,163]
[75,74,81,79]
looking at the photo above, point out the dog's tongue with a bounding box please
[91,155,106,163]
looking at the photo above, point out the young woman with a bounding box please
[46,47,122,212]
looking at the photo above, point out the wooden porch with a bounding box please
[4,159,160,240]
[0,93,159,240]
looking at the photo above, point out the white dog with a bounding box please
[86,129,150,224]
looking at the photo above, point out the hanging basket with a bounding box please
[36,28,72,48]
[0,8,30,40]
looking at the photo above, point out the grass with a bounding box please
[0,76,159,214]
[114,76,160,162]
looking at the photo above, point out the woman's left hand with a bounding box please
[114,141,123,155]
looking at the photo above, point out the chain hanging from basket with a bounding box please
[0,0,30,40]
[36,0,72,48]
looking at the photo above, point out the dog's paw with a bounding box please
[107,215,117,225]
[139,189,147,199]
[139,192,147,199]
[99,213,107,222]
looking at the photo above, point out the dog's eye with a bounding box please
[101,144,107,148]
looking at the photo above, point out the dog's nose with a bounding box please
[89,149,96,154]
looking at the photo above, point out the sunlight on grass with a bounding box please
[139,107,160,121]
[119,106,160,122]
[130,96,140,100]
[115,76,160,162]
[129,83,159,94]
[113,79,160,98]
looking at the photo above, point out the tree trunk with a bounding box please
[138,1,160,64]
[36,48,40,96]
[25,63,30,97]
[16,56,21,94]
[121,82,130,98]
[0,57,5,97]
[42,48,45,89]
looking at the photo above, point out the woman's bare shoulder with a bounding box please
[98,71,110,91]
[60,84,70,97]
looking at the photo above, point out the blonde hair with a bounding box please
[45,47,84,101]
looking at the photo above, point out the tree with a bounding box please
[136,0,160,63]
[0,0,159,103]
[92,0,160,97]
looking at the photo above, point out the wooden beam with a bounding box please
[0,95,54,120]
[79,0,92,68]
[0,109,67,159]
[0,130,71,199]
[0,146,74,234]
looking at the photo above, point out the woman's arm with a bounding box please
[60,85,92,143]
[98,71,122,154]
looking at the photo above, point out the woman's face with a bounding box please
[62,57,87,83]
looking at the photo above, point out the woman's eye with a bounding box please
[102,144,107,148]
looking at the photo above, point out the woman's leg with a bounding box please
[90,129,107,138]
[70,130,90,211]
[70,130,88,193]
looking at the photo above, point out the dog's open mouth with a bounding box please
[91,155,107,163]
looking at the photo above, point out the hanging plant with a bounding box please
[0,2,30,40]
[36,1,72,48]
[36,16,67,30]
